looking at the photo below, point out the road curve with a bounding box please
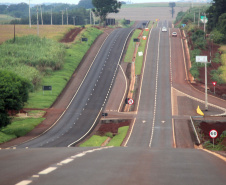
[17,27,134,148]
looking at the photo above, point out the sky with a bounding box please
[2,0,179,5]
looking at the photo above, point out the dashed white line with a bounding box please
[38,167,57,175]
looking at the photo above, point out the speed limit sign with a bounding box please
[209,129,218,139]
[128,98,134,105]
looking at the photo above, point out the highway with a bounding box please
[0,20,225,185]
[17,27,135,148]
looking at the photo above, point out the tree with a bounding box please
[206,0,226,31]
[92,0,121,25]
[169,2,176,18]
[0,70,31,128]
[78,0,94,9]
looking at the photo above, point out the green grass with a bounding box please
[124,29,141,63]
[79,126,130,147]
[124,22,152,75]
[107,126,129,147]
[25,27,103,109]
[79,135,108,147]
[0,118,45,143]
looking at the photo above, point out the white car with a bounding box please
[162,27,167,32]
[172,32,177,37]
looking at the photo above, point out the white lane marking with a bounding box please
[68,28,135,147]
[149,28,161,148]
[12,28,113,148]
[125,21,153,146]
[16,147,113,185]
[59,158,74,164]
[174,87,226,114]
[38,167,57,175]
[16,180,32,185]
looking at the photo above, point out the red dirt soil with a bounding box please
[60,27,83,43]
[96,121,130,136]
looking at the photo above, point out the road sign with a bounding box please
[196,56,208,63]
[133,38,140,42]
[82,38,88,42]
[43,86,52,90]
[200,16,208,23]
[209,129,218,139]
[212,81,217,86]
[128,98,134,105]
[102,113,108,117]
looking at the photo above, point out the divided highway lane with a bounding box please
[18,27,134,148]
[126,20,172,147]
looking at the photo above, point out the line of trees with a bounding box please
[206,0,226,43]
[11,8,92,26]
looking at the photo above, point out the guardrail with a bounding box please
[190,116,201,145]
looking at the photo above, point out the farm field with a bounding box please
[0,25,75,44]
[0,14,18,24]
[122,2,209,8]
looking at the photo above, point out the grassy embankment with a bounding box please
[0,26,103,144]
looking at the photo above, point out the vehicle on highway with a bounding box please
[162,27,167,32]
[172,32,177,37]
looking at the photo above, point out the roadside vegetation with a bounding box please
[124,21,153,75]
[0,26,102,143]
[175,2,226,84]
[203,131,226,151]
[80,126,129,147]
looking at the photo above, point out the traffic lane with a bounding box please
[23,148,226,185]
[126,27,159,147]
[0,147,89,185]
[151,27,172,148]
[18,28,134,148]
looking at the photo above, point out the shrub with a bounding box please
[210,68,225,84]
[210,29,225,44]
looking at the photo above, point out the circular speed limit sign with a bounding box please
[128,98,134,105]
[209,129,218,139]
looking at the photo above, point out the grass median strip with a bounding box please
[79,126,129,147]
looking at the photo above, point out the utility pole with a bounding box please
[66,8,68,25]
[51,8,52,25]
[40,5,43,25]
[194,12,195,23]
[198,8,200,28]
[29,0,31,28]
[73,17,75,26]
[90,9,92,25]
[61,10,64,25]
[204,13,206,39]
[37,6,39,36]
[205,61,208,110]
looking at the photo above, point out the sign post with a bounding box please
[196,56,209,110]
[209,129,218,148]
[212,81,217,94]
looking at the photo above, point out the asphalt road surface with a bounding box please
[126,20,173,148]
[17,27,135,148]
[0,21,225,185]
